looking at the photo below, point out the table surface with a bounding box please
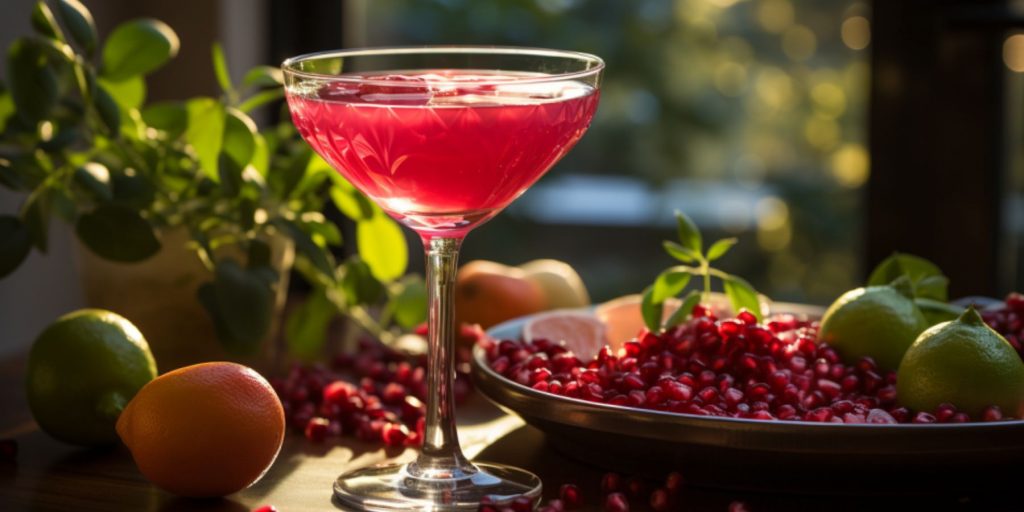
[0,355,1018,512]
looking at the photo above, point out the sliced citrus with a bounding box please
[523,311,608,362]
[594,294,682,348]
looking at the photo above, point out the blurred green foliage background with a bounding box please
[362,0,871,306]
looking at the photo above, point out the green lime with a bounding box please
[914,298,964,326]
[818,278,929,372]
[897,306,1024,417]
[27,309,157,446]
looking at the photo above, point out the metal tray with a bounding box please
[471,311,1024,493]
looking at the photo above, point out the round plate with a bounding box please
[471,308,1024,492]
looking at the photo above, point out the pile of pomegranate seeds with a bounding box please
[982,292,1024,358]
[485,306,1010,423]
[270,328,477,446]
[478,471,751,512]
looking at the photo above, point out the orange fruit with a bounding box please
[595,294,682,348]
[454,260,546,329]
[116,362,285,498]
[524,311,608,361]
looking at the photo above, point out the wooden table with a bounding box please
[0,355,1015,511]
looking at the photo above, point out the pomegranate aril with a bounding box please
[665,471,684,493]
[912,412,937,424]
[304,417,330,443]
[982,405,1004,422]
[625,476,645,498]
[559,484,583,509]
[728,501,751,512]
[601,472,623,493]
[508,497,533,512]
[604,492,630,512]
[253,506,278,512]
[649,488,671,511]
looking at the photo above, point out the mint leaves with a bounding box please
[641,211,761,332]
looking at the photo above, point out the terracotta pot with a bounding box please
[75,227,294,373]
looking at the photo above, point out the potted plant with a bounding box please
[0,0,425,370]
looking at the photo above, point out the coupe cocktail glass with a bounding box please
[283,46,603,511]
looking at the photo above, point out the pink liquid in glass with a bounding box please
[287,70,599,235]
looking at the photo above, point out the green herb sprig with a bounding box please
[640,211,762,332]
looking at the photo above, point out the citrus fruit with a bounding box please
[26,309,157,446]
[454,260,546,329]
[897,306,1024,417]
[519,259,590,309]
[524,310,608,361]
[817,280,929,371]
[116,362,285,497]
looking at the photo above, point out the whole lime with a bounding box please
[897,306,1024,417]
[27,309,157,446]
[817,280,929,371]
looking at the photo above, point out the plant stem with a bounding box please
[702,260,711,303]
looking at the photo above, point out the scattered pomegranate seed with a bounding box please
[274,331,478,448]
[601,472,623,493]
[728,501,751,512]
[649,488,671,511]
[304,417,330,443]
[604,492,630,512]
[252,506,277,512]
[559,484,583,509]
[0,439,16,462]
[665,471,684,493]
[509,496,533,512]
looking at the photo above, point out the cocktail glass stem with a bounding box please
[407,235,475,478]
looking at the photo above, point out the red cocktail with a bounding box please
[283,47,603,511]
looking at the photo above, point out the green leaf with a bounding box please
[211,258,275,351]
[141,101,187,138]
[269,148,310,198]
[238,88,284,113]
[7,38,58,125]
[247,239,271,268]
[54,0,96,56]
[275,218,335,277]
[340,257,384,305]
[328,170,375,221]
[651,268,691,303]
[663,241,699,263]
[640,286,662,332]
[867,252,948,301]
[98,76,146,110]
[916,275,950,303]
[217,153,242,197]
[21,188,50,251]
[0,216,32,279]
[357,212,408,283]
[243,66,283,88]
[73,162,112,200]
[211,42,232,94]
[388,275,427,329]
[75,205,161,262]
[185,98,225,181]
[101,18,179,81]
[0,93,14,133]
[706,237,738,262]
[723,274,761,322]
[298,212,342,247]
[663,290,703,329]
[674,210,702,255]
[285,289,336,360]
[222,108,257,167]
[31,2,65,41]
[110,173,156,209]
[93,83,121,137]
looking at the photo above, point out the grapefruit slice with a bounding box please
[523,311,608,362]
[595,294,682,351]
